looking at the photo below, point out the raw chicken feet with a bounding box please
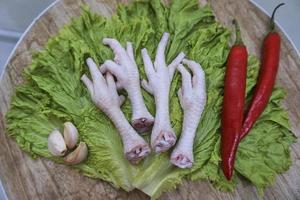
[141,32,185,152]
[170,59,206,168]
[101,39,154,133]
[81,58,150,164]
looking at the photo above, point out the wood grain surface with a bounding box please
[0,0,300,199]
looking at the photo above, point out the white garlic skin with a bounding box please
[64,142,88,165]
[63,122,79,149]
[48,130,67,156]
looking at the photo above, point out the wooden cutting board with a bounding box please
[0,0,299,199]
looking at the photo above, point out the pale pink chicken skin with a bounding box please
[141,32,185,153]
[81,58,150,164]
[100,39,154,133]
[170,59,207,168]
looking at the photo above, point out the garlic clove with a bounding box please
[48,129,67,156]
[63,122,79,149]
[64,142,88,165]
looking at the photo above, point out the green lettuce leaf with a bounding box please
[6,0,295,199]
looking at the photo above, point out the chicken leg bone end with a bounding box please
[126,143,151,164]
[152,130,176,153]
[131,118,154,133]
[170,151,193,169]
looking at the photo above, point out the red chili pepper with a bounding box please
[240,3,284,139]
[221,21,247,180]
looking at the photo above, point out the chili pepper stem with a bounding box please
[233,20,243,45]
[270,3,285,31]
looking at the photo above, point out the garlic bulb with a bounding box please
[48,130,67,156]
[63,122,79,149]
[64,142,88,165]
